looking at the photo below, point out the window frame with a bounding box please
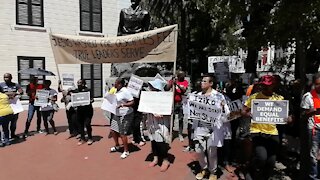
[79,0,102,33]
[16,0,44,27]
[17,56,46,100]
[81,64,103,98]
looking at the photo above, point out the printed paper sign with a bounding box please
[138,91,173,115]
[227,99,243,121]
[62,73,75,90]
[101,93,117,115]
[251,99,289,124]
[208,56,230,82]
[34,90,50,107]
[187,94,223,124]
[71,92,91,107]
[127,75,144,98]
[9,97,24,114]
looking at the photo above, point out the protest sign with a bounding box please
[154,73,167,82]
[187,94,223,124]
[9,97,24,114]
[227,99,243,121]
[229,56,245,73]
[50,25,177,64]
[127,75,144,98]
[71,92,91,107]
[62,73,75,90]
[251,99,289,124]
[138,91,173,115]
[208,56,230,82]
[34,90,50,107]
[101,93,117,115]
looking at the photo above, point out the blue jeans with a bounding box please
[24,103,42,133]
[0,115,11,144]
[310,128,320,179]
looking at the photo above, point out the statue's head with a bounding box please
[131,0,141,8]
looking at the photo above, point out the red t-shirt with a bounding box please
[27,83,44,102]
[169,80,188,103]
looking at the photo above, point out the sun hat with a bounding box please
[260,75,274,86]
[148,79,166,91]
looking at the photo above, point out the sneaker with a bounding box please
[183,146,194,152]
[120,151,130,159]
[110,146,120,152]
[196,170,207,180]
[54,131,58,135]
[275,161,287,170]
[138,141,146,147]
[11,135,19,140]
[75,134,81,139]
[179,134,184,142]
[148,160,158,167]
[77,140,86,145]
[87,139,93,145]
[208,174,217,180]
[38,130,44,134]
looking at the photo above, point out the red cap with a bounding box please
[260,75,274,86]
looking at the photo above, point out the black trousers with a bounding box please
[77,107,93,140]
[249,134,279,180]
[132,112,143,143]
[151,141,170,160]
[41,110,56,133]
[187,123,195,149]
[66,109,77,135]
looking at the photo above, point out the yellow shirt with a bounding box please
[0,93,13,117]
[108,87,117,94]
[245,92,284,135]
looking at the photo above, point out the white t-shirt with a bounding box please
[301,92,320,129]
[40,88,58,111]
[115,87,134,116]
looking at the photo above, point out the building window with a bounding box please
[17,56,45,100]
[16,0,44,27]
[81,64,102,98]
[80,0,102,32]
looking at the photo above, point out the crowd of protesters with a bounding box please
[1,70,320,179]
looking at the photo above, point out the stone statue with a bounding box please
[117,0,150,36]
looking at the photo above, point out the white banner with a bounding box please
[101,93,117,115]
[50,25,178,64]
[34,90,50,107]
[71,92,91,107]
[127,75,144,98]
[187,94,223,124]
[138,91,173,115]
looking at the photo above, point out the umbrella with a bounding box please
[18,68,55,76]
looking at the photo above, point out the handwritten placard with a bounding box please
[127,75,144,98]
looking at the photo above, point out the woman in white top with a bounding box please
[146,79,171,172]
[110,78,134,159]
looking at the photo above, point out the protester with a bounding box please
[73,79,94,145]
[194,74,230,180]
[24,76,44,137]
[110,78,134,159]
[146,78,171,172]
[0,88,14,146]
[58,81,78,138]
[301,72,320,179]
[166,71,189,142]
[0,73,23,139]
[38,80,58,135]
[241,75,291,180]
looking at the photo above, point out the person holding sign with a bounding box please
[145,78,171,172]
[193,74,230,180]
[301,73,320,179]
[23,76,44,138]
[72,79,94,145]
[109,78,134,159]
[40,80,58,135]
[166,71,189,142]
[241,75,291,180]
[0,73,23,139]
[0,88,14,146]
